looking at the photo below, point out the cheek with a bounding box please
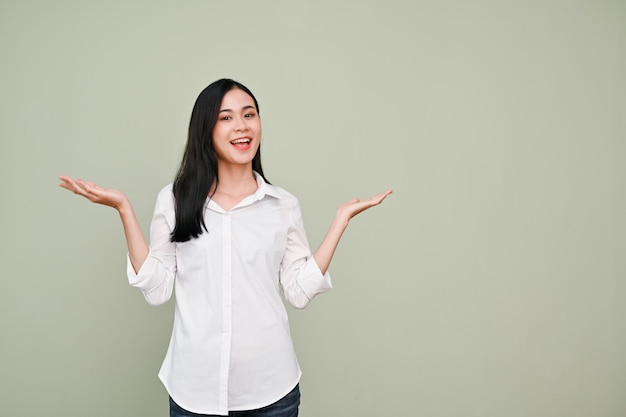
[212,124,227,140]
[212,135,229,158]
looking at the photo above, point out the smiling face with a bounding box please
[212,87,262,171]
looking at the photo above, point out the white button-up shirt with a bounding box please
[127,173,332,415]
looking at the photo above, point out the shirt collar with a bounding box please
[206,171,281,213]
[252,171,281,201]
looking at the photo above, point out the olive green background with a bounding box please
[1,1,624,416]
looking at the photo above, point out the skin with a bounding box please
[59,88,392,275]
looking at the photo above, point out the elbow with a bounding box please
[141,288,173,306]
[144,297,170,307]
[287,294,312,310]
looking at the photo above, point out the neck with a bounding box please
[212,163,256,195]
[209,164,258,211]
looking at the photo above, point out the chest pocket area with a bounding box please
[175,231,218,280]
[234,217,288,271]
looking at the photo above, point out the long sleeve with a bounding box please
[127,185,177,306]
[279,198,332,309]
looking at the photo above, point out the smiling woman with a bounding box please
[211,88,263,199]
[171,79,268,242]
[58,78,392,417]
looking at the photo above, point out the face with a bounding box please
[212,87,262,170]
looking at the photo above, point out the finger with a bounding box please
[374,189,393,199]
[60,177,85,195]
[370,189,393,204]
[76,179,99,195]
[72,178,100,200]
[58,176,75,188]
[81,180,98,189]
[75,179,92,194]
[58,176,73,190]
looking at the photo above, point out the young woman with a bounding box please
[59,79,392,417]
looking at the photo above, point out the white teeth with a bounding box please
[231,138,250,144]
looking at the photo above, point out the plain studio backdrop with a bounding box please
[0,1,624,416]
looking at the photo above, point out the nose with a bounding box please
[234,115,249,132]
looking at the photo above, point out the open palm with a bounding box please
[337,189,393,223]
[58,176,128,210]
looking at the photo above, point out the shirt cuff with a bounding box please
[126,251,160,290]
[297,258,333,301]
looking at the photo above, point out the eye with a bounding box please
[220,115,232,121]
[244,112,256,118]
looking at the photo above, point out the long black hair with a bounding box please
[170,79,269,242]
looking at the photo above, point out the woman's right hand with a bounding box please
[58,176,129,211]
[59,175,149,273]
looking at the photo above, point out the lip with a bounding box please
[230,136,253,150]
[230,136,252,144]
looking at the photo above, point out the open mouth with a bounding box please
[230,138,251,145]
[230,137,252,150]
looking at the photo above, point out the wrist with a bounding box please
[331,214,350,231]
[116,196,133,216]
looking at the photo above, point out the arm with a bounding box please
[313,189,393,275]
[58,176,149,273]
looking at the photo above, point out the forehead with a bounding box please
[220,88,256,110]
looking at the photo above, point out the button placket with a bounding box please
[218,212,233,411]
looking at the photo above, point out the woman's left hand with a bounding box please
[314,189,392,275]
[336,189,393,224]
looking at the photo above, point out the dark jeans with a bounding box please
[169,384,300,417]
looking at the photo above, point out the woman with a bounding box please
[59,78,392,417]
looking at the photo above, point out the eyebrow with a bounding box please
[219,105,257,113]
